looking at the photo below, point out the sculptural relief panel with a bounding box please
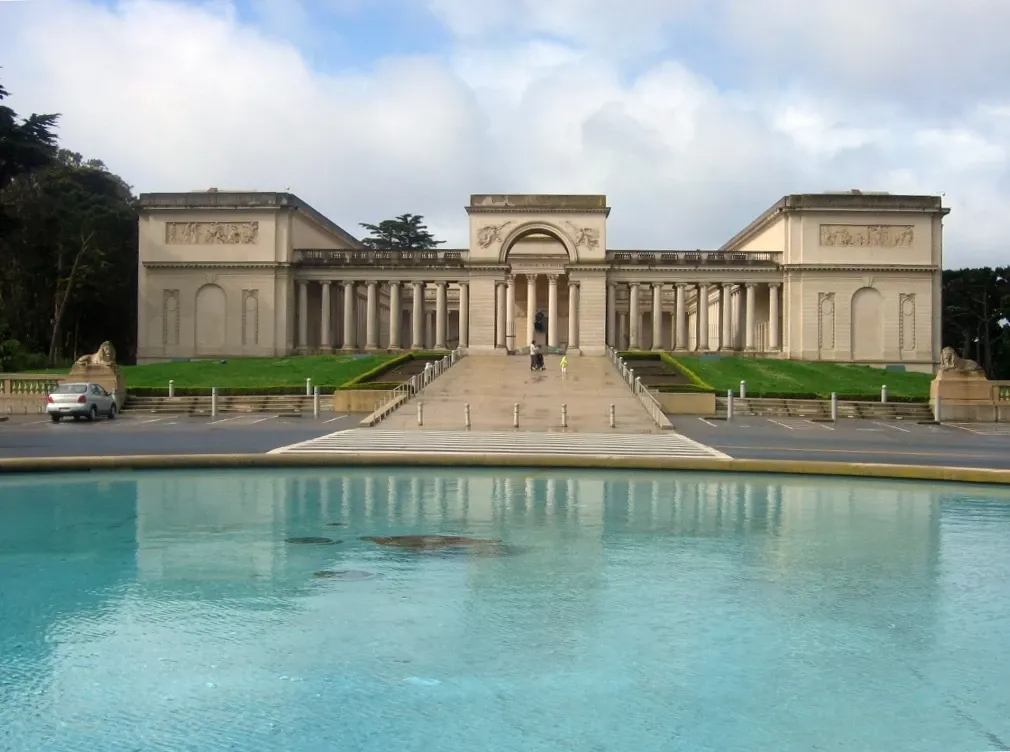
[818,292,835,351]
[819,224,914,248]
[165,221,259,245]
[242,289,260,346]
[162,289,180,346]
[899,293,915,352]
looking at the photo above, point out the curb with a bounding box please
[1,453,1010,485]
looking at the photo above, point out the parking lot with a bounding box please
[671,415,1010,469]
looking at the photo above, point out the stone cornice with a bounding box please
[465,206,611,216]
[782,264,940,272]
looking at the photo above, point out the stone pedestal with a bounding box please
[929,365,1010,422]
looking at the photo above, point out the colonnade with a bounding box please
[295,279,468,352]
[493,272,579,350]
[608,280,781,352]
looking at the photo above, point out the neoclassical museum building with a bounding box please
[137,190,947,372]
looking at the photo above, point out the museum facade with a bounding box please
[136,190,947,372]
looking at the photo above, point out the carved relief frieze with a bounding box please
[162,289,180,346]
[899,293,915,352]
[242,289,260,346]
[819,224,914,248]
[564,220,600,250]
[818,292,835,350]
[476,222,512,248]
[166,221,259,245]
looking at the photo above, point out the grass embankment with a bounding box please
[674,356,932,401]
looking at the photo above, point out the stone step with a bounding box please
[379,354,659,433]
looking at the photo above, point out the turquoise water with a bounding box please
[1,469,1009,752]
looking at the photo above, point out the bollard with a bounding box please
[934,395,942,423]
[417,401,423,426]
[629,368,635,387]
[561,403,568,428]
[306,378,312,396]
[211,387,218,418]
[168,379,175,398]
[881,384,888,403]
[740,380,747,399]
[513,402,519,429]
[609,403,616,428]
[727,390,734,421]
[464,402,471,429]
[313,386,320,419]
[831,392,838,422]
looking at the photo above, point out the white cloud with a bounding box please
[1,0,1008,265]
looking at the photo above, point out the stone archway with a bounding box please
[501,228,574,351]
[195,283,227,354]
[498,222,579,265]
[851,286,884,360]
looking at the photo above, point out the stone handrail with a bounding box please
[360,347,465,427]
[1,373,67,415]
[606,348,674,430]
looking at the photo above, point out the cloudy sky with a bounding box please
[2,0,1008,266]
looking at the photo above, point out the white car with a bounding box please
[46,382,118,422]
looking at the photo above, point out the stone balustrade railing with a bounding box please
[1,373,66,414]
[607,250,780,266]
[294,249,468,267]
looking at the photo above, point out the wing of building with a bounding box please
[137,189,946,372]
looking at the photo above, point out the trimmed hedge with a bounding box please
[618,350,716,394]
[338,382,403,391]
[128,385,342,397]
[339,353,412,389]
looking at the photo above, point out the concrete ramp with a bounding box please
[380,354,659,433]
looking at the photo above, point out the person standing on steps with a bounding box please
[529,341,539,371]
[559,354,568,376]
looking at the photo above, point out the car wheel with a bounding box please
[88,405,97,421]
[50,414,61,423]
[108,404,117,420]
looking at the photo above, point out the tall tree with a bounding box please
[942,267,1010,378]
[359,213,445,250]
[0,79,59,193]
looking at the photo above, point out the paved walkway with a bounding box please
[379,355,659,433]
[270,428,728,458]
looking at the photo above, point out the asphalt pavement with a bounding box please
[1,411,1008,469]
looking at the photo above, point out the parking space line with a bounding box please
[804,419,834,431]
[874,421,909,433]
[697,418,718,428]
[247,416,277,425]
[140,418,165,424]
[948,423,986,435]
[767,419,794,430]
[208,417,241,425]
[324,414,349,423]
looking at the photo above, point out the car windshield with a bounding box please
[53,384,88,394]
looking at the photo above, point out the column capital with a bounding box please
[767,281,781,289]
[745,282,758,289]
[320,279,332,287]
[676,282,688,289]
[366,279,379,287]
[506,273,516,283]
[342,279,355,288]
[652,281,664,290]
[568,279,580,289]
[547,273,559,284]
[436,280,448,288]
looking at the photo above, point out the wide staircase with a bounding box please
[379,354,659,432]
[123,394,314,415]
[714,397,934,421]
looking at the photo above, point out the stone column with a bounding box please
[495,282,506,348]
[458,282,469,349]
[547,274,559,348]
[526,274,537,347]
[651,283,663,351]
[365,280,379,350]
[568,280,578,349]
[320,281,332,352]
[506,274,517,350]
[675,283,687,350]
[411,281,424,350]
[341,281,355,351]
[388,282,401,350]
[745,282,757,351]
[720,283,732,351]
[297,280,309,352]
[768,282,781,351]
[606,283,617,347]
[435,281,447,349]
[617,312,627,350]
[697,282,710,351]
[628,283,640,349]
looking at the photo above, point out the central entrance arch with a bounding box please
[501,228,573,352]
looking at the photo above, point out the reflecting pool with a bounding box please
[1,469,1009,751]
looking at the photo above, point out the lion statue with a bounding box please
[73,341,117,369]
[939,346,983,373]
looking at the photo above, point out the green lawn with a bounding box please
[672,356,932,400]
[118,355,396,388]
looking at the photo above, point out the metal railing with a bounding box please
[363,347,465,426]
[606,347,673,430]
